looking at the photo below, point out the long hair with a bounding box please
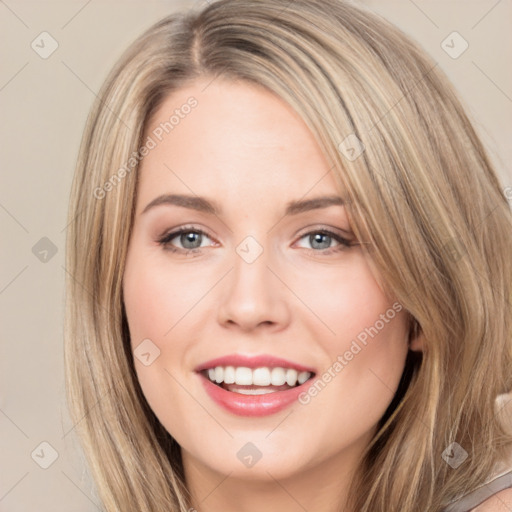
[64,1,512,510]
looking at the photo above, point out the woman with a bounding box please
[64,0,512,510]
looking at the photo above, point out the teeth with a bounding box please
[205,366,312,387]
[271,367,286,386]
[297,371,310,385]
[231,386,279,395]
[253,367,271,386]
[235,367,253,385]
[223,366,235,384]
[286,369,298,386]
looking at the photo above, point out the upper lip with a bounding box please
[195,354,316,374]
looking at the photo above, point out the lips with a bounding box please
[195,354,316,416]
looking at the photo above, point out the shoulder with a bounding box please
[471,487,512,511]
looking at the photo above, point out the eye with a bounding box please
[157,226,215,253]
[295,229,353,255]
[156,226,355,256]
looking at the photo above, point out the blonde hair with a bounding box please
[64,0,512,510]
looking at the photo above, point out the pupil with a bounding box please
[311,233,330,250]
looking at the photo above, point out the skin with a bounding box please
[473,488,512,511]
[123,78,422,511]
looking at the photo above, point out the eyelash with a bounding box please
[156,225,354,256]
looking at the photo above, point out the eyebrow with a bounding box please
[141,193,345,216]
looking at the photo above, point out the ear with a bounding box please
[408,318,424,352]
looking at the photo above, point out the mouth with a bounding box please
[200,365,315,395]
[195,355,317,416]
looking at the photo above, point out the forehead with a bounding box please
[138,78,342,207]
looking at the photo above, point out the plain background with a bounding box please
[1,1,511,510]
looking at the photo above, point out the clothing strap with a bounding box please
[443,469,512,511]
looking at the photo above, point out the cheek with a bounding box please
[297,258,409,427]
[123,251,194,432]
[296,255,399,344]
[329,268,409,392]
[122,248,213,403]
[123,250,206,347]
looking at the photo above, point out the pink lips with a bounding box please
[195,354,316,417]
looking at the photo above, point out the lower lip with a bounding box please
[198,373,313,417]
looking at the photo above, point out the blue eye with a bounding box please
[157,227,354,255]
[296,230,353,254]
[157,227,213,253]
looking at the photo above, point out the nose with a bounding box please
[216,240,291,332]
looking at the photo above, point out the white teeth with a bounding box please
[271,367,286,386]
[235,367,253,385]
[297,371,310,385]
[205,366,312,387]
[286,369,298,386]
[231,386,279,395]
[253,367,271,386]
[223,366,235,384]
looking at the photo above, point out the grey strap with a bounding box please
[443,470,512,511]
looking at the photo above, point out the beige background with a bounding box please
[1,1,510,510]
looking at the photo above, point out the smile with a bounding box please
[203,366,313,393]
[195,355,316,416]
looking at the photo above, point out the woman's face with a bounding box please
[123,78,411,486]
